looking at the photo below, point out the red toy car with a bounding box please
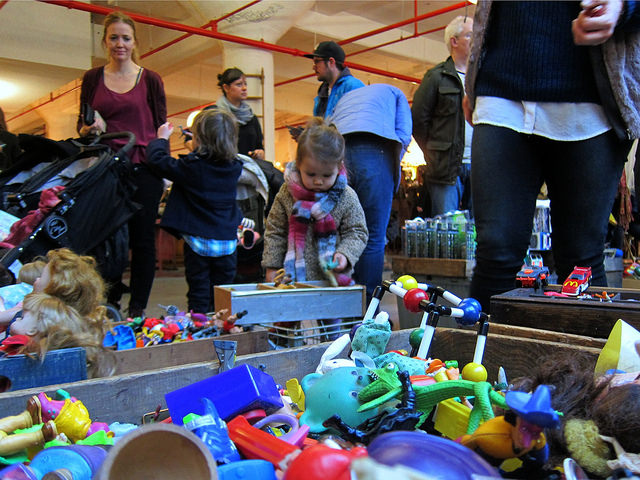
[561,266,592,296]
[515,266,550,291]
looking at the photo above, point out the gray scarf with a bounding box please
[216,95,254,126]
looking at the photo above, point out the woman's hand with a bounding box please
[157,122,174,140]
[462,95,474,127]
[80,111,107,137]
[572,0,623,45]
[332,253,348,272]
[248,149,265,161]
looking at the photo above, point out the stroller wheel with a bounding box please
[104,303,123,323]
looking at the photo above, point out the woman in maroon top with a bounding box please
[78,11,167,319]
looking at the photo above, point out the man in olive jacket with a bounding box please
[412,16,473,216]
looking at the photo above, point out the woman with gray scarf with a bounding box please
[216,68,265,161]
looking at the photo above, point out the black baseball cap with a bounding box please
[303,41,346,63]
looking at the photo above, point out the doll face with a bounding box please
[104,21,136,63]
[33,265,51,294]
[10,310,39,337]
[298,155,339,193]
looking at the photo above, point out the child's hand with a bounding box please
[265,268,279,282]
[332,253,348,272]
[157,122,174,140]
[248,149,265,161]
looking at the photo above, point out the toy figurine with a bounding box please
[458,385,560,467]
[323,370,422,445]
[0,397,58,456]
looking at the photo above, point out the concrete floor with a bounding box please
[120,266,401,326]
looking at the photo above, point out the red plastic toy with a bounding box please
[561,266,592,296]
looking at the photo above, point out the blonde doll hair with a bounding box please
[21,293,115,377]
[18,260,46,285]
[42,248,107,334]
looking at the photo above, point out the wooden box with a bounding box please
[214,281,365,325]
[490,286,640,338]
[0,330,270,393]
[0,325,604,425]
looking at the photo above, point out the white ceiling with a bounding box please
[0,0,475,132]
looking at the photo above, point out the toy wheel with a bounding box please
[104,303,123,323]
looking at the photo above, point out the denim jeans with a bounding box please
[426,177,463,217]
[470,125,629,312]
[344,133,396,303]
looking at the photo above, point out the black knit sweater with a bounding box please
[475,1,600,104]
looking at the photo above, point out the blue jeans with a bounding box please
[344,133,396,302]
[470,125,629,312]
[427,176,463,217]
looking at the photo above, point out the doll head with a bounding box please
[34,248,105,318]
[18,259,46,285]
[14,292,114,377]
[12,292,86,339]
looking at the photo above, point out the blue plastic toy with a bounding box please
[165,364,283,425]
[183,398,240,464]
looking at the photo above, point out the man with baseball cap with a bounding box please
[304,41,364,118]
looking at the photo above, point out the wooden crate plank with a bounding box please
[390,255,469,278]
[0,348,87,392]
[113,330,270,375]
[491,287,640,338]
[0,326,603,425]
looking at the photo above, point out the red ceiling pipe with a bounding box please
[141,0,263,59]
[39,0,433,84]
[8,85,80,123]
[141,21,214,59]
[0,1,10,10]
[337,1,468,46]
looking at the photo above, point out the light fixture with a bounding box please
[0,79,18,100]
[186,109,202,128]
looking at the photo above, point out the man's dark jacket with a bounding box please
[411,56,465,185]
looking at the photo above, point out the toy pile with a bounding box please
[1,276,639,480]
[102,306,248,350]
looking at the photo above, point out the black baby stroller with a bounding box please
[0,132,140,296]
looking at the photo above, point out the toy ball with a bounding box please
[396,275,418,290]
[462,362,488,382]
[409,329,424,349]
[456,298,482,326]
[403,288,428,313]
[368,431,499,479]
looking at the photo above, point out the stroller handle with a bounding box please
[94,131,137,157]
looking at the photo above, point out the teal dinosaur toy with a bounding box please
[357,363,508,434]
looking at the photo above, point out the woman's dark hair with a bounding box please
[0,107,7,132]
[217,68,245,93]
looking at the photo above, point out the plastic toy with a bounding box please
[1,444,108,480]
[0,420,57,457]
[283,443,368,480]
[459,385,560,466]
[561,266,592,296]
[165,364,283,425]
[299,366,380,434]
[367,431,500,479]
[322,369,422,445]
[226,414,299,466]
[183,397,240,464]
[217,459,278,480]
[357,363,508,433]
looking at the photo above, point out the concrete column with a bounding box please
[222,46,275,164]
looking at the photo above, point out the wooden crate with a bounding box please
[390,255,473,278]
[0,330,270,393]
[490,286,640,338]
[214,281,365,325]
[0,325,603,425]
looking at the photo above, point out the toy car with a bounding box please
[561,266,592,296]
[515,266,550,291]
